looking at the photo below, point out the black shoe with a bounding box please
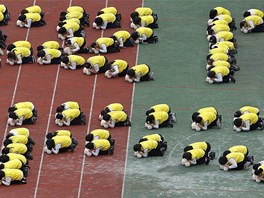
[205,157,210,165]
[160,147,166,156]
[21,178,27,184]
[125,120,131,126]
[109,139,115,146]
[72,138,78,146]
[217,115,222,122]
[230,76,236,83]
[81,117,86,125]
[167,124,173,128]
[108,147,114,155]
[27,154,33,160]
[209,152,215,160]
[70,144,76,152]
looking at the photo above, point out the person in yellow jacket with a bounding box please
[4,134,35,148]
[240,15,264,33]
[0,169,26,185]
[97,7,121,22]
[181,148,210,167]
[104,59,128,78]
[243,9,264,19]
[99,103,124,120]
[93,12,121,30]
[37,41,61,52]
[138,133,166,144]
[192,111,221,131]
[46,129,72,139]
[130,7,155,21]
[191,107,219,123]
[85,129,111,142]
[131,27,158,44]
[233,113,264,132]
[112,30,134,48]
[131,15,158,30]
[125,64,154,82]
[8,108,37,126]
[63,37,90,55]
[253,163,264,182]
[7,128,30,138]
[82,55,109,75]
[100,111,131,128]
[209,31,236,45]
[0,4,10,25]
[84,139,114,156]
[8,101,37,117]
[61,55,86,70]
[37,49,62,65]
[60,7,89,27]
[56,101,80,113]
[222,145,250,158]
[7,41,32,54]
[206,66,235,84]
[209,14,236,31]
[234,106,260,118]
[7,47,35,65]
[58,21,84,40]
[209,7,231,19]
[145,104,171,115]
[207,24,230,36]
[21,5,43,15]
[91,37,120,54]
[145,111,175,129]
[44,135,78,154]
[207,52,237,69]
[17,12,46,28]
[133,140,167,158]
[55,109,86,126]
[219,152,253,171]
[2,143,33,160]
[0,159,29,177]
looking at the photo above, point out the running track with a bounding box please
[0,0,141,197]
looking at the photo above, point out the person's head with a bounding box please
[58,27,67,35]
[222,150,231,156]
[243,11,250,18]
[0,170,4,179]
[233,118,242,127]
[130,12,139,20]
[58,21,66,28]
[8,106,16,113]
[60,11,67,17]
[145,108,155,116]
[131,32,140,41]
[207,25,213,31]
[85,142,95,149]
[254,168,264,176]
[37,45,44,52]
[133,17,141,25]
[182,152,192,160]
[207,29,215,35]
[97,11,104,16]
[5,133,14,139]
[83,62,92,69]
[207,58,214,65]
[209,9,217,19]
[0,164,4,170]
[100,109,109,117]
[127,69,136,78]
[207,71,216,78]
[85,134,94,142]
[146,114,155,124]
[133,143,142,152]
[8,112,18,119]
[183,146,193,152]
[55,113,64,120]
[234,111,242,118]
[3,139,12,147]
[138,138,148,143]
[37,50,46,58]
[7,52,16,61]
[46,139,55,150]
[20,9,29,15]
[61,56,70,64]
[206,54,212,61]
[91,42,97,48]
[103,114,111,121]
[18,14,26,22]
[1,148,10,155]
[240,21,246,29]
[191,112,199,121]
[253,163,261,170]
[194,116,202,124]
[209,36,217,44]
[0,155,9,163]
[94,17,103,26]
[7,44,16,52]
[218,156,228,165]
[46,133,55,139]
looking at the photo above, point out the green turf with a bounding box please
[123,0,264,197]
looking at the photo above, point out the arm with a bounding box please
[71,43,80,53]
[247,20,255,31]
[118,38,124,47]
[190,157,197,165]
[111,65,119,76]
[101,21,108,30]
[93,64,99,73]
[16,54,23,64]
[42,55,52,64]
[67,28,74,38]
[242,120,250,131]
[142,149,148,157]
[228,158,238,169]
[141,33,147,42]
[213,73,223,83]
[108,120,115,128]
[99,44,107,53]
[16,116,24,126]
[52,143,62,154]
[69,61,77,70]
[91,147,101,156]
[24,18,32,28]
[152,120,159,129]
[133,72,141,82]
[201,120,208,130]
[63,118,71,126]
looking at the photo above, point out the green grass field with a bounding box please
[123,0,264,197]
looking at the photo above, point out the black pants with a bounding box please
[70,112,85,125]
[197,155,206,165]
[22,56,34,64]
[147,17,158,29]
[252,24,264,33]
[74,27,85,37]
[231,159,246,170]
[77,40,89,53]
[148,142,166,156]
[50,57,61,64]
[145,34,157,43]
[159,118,170,128]
[222,74,233,83]
[22,117,34,124]
[31,18,46,27]
[250,118,263,130]
[124,39,134,47]
[106,19,121,28]
[118,66,129,77]
[106,43,120,53]
[98,58,110,73]
[140,65,151,81]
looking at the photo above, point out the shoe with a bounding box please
[21,178,27,184]
[167,124,173,128]
[246,156,254,165]
[81,116,86,125]
[205,157,210,165]
[70,144,76,152]
[154,36,158,43]
[31,116,37,123]
[31,55,36,63]
[209,152,215,160]
[109,139,115,146]
[170,113,177,122]
[148,72,154,80]
[72,138,78,146]
[27,154,33,160]
[108,146,114,155]
[244,161,251,170]
[125,120,131,126]
[230,76,236,83]
[216,119,221,128]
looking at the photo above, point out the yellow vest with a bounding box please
[9,135,28,144]
[0,4,6,13]
[13,41,31,49]
[106,103,123,111]
[87,56,107,68]
[99,13,116,23]
[63,22,80,32]
[25,13,41,22]
[228,145,248,155]
[212,61,230,68]
[140,140,158,151]
[150,112,169,124]
[101,7,118,15]
[91,129,110,139]
[135,7,153,16]
[226,152,244,163]
[7,143,27,154]
[44,49,61,59]
[198,107,217,114]
[188,149,205,160]
[108,111,127,122]
[68,55,85,65]
[7,153,27,165]
[113,31,131,42]
[240,113,258,125]
[250,9,264,18]
[26,5,41,13]
[151,104,170,113]
[211,66,229,76]
[140,16,154,26]
[132,64,149,77]
[53,136,72,148]
[63,109,81,121]
[212,20,228,26]
[64,18,81,25]
[15,108,33,119]
[199,112,217,125]
[42,41,60,49]
[142,134,161,142]
[209,48,228,55]
[63,101,80,109]
[56,130,71,137]
[3,159,23,169]
[215,41,235,50]
[66,11,83,20]
[96,38,114,48]
[240,106,259,114]
[218,14,232,23]
[3,169,23,181]
[136,27,153,38]
[112,59,128,72]
[0,12,3,21]
[210,53,229,61]
[72,37,85,47]
[67,6,84,13]
[245,15,263,26]
[189,142,207,151]
[9,128,29,137]
[92,139,110,151]
[214,7,231,16]
[12,47,31,58]
[15,102,34,110]
[212,24,230,33]
[216,31,233,41]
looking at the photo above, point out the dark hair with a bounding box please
[145,109,155,116]
[58,27,67,34]
[97,11,104,16]
[0,155,9,163]
[254,168,263,176]
[58,21,66,28]
[100,109,108,117]
[183,146,193,152]
[46,139,55,150]
[146,115,155,124]
[130,12,139,19]
[60,11,67,17]
[133,144,142,151]
[46,133,55,139]
[0,164,4,170]
[209,36,217,44]
[21,9,29,15]
[3,139,12,147]
[0,170,4,178]
[233,118,242,127]
[85,142,94,149]
[207,29,215,35]
[91,42,96,48]
[194,116,202,124]
[206,54,212,60]
[85,134,94,142]
[7,44,15,52]
[218,156,228,165]
[18,14,26,21]
[240,21,245,29]
[8,112,18,119]
[94,17,103,26]
[253,163,261,170]
[7,52,16,60]
[37,50,45,58]
[191,112,199,121]
[37,45,44,51]
[207,66,214,71]
[5,133,14,139]
[222,150,231,156]
[2,148,10,154]
[127,69,136,78]
[61,56,70,64]
[182,152,192,160]
[234,111,242,118]
[209,9,217,19]
[56,106,64,113]
[83,62,92,69]
[133,17,141,25]
[131,32,140,41]
[8,106,16,113]
[55,113,63,120]
[243,11,250,18]
[207,25,213,31]
[207,71,216,78]
[139,138,148,143]
[103,114,111,121]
